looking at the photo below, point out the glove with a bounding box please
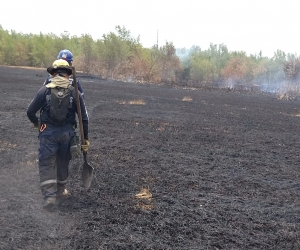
[81,139,90,153]
[33,118,40,130]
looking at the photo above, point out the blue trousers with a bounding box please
[38,124,75,199]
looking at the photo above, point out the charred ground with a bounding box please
[1,66,300,249]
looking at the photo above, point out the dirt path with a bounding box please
[1,66,300,249]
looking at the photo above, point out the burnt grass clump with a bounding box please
[1,66,300,249]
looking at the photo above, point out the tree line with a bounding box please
[1,24,299,95]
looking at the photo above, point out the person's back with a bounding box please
[27,59,89,212]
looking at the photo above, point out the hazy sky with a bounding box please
[1,0,299,57]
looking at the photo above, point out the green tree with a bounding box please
[79,34,95,75]
[97,26,136,79]
[189,47,214,85]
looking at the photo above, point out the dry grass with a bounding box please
[119,99,146,105]
[135,188,153,211]
[156,122,170,131]
[135,188,152,199]
[182,96,193,102]
[6,66,45,70]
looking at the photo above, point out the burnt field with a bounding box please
[1,65,300,249]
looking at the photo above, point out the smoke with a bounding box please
[176,48,192,62]
[219,78,288,95]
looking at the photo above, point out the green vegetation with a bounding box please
[0,24,299,94]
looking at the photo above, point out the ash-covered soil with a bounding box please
[1,65,300,249]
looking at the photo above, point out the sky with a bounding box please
[1,0,300,57]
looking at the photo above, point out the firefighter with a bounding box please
[27,59,90,212]
[44,49,85,98]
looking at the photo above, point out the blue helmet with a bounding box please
[57,49,73,63]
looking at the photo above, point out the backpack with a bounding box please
[49,85,74,125]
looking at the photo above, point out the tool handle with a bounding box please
[72,66,86,146]
[83,151,88,162]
